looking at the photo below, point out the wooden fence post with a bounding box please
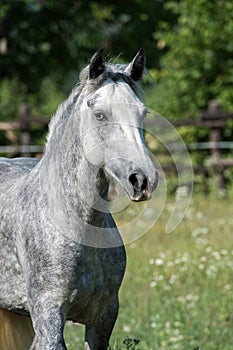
[207,100,225,196]
[18,103,31,157]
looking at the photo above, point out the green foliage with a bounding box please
[1,0,233,120]
[144,0,233,194]
[0,76,64,121]
[0,0,174,121]
[31,77,65,117]
[0,79,23,120]
[0,0,172,90]
[147,0,233,119]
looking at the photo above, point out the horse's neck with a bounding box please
[38,135,109,225]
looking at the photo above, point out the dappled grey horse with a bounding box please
[0,49,158,350]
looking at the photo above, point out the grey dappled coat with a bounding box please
[0,49,158,350]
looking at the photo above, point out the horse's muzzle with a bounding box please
[128,169,158,202]
[105,159,158,202]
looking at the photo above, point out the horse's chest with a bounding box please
[68,247,126,322]
[74,264,115,296]
[72,253,123,299]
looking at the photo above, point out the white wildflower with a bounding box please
[191,227,208,237]
[123,325,131,332]
[150,281,157,288]
[220,249,228,255]
[195,237,208,245]
[205,246,213,253]
[181,253,190,262]
[156,274,164,281]
[177,296,186,303]
[155,258,164,266]
[186,294,199,302]
[212,251,221,260]
[200,256,207,262]
[224,284,231,291]
[175,258,181,264]
[174,321,181,327]
[170,335,184,342]
[169,274,179,284]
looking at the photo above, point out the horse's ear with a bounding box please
[89,48,105,79]
[125,48,145,81]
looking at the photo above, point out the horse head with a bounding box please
[78,49,158,202]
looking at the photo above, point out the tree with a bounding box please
[0,0,175,119]
[147,0,233,119]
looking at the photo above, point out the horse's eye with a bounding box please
[95,113,105,121]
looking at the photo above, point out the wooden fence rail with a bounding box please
[145,100,233,195]
[0,103,49,157]
[0,100,233,195]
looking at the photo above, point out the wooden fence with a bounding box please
[145,100,233,195]
[0,100,233,195]
[0,104,49,157]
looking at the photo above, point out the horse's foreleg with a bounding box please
[0,308,34,350]
[28,296,67,350]
[84,297,119,350]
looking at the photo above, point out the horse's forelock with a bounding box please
[79,63,141,97]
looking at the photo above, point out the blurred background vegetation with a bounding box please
[0,0,233,194]
[0,0,173,118]
[1,0,233,117]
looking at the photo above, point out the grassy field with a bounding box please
[64,195,233,350]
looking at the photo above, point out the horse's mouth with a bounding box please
[129,188,153,202]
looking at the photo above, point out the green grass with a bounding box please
[64,195,233,349]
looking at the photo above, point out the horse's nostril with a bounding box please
[128,172,148,192]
